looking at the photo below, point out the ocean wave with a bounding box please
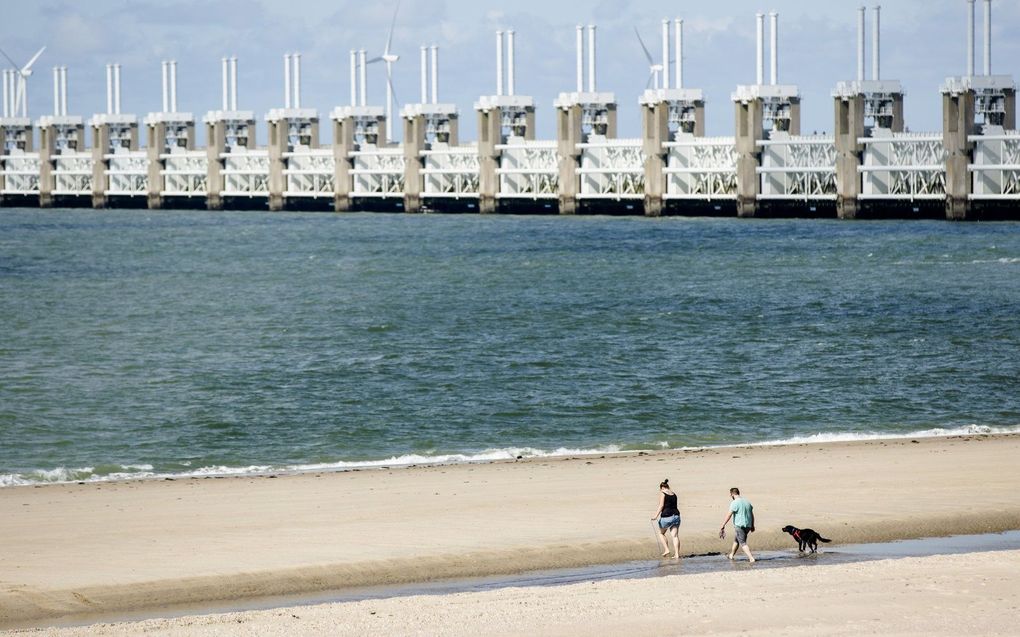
[733,424,1020,448]
[2,425,1018,487]
[0,447,622,487]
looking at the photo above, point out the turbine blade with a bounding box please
[645,70,654,90]
[366,56,384,64]
[22,46,45,73]
[384,0,400,56]
[634,28,654,66]
[0,47,20,70]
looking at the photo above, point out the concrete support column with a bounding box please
[91,125,110,209]
[556,104,582,215]
[146,121,167,209]
[943,90,976,221]
[266,117,287,212]
[788,98,802,136]
[834,94,865,219]
[477,107,502,214]
[403,115,425,213]
[734,99,764,217]
[641,102,669,217]
[38,125,55,208]
[891,95,906,133]
[332,117,354,212]
[206,122,226,210]
[1004,89,1017,131]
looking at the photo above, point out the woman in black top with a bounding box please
[651,478,681,558]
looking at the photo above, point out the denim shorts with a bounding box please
[658,514,681,530]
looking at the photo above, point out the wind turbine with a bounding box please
[368,1,401,141]
[0,46,46,117]
[633,28,662,90]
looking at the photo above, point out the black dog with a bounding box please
[781,525,831,553]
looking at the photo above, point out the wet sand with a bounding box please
[20,549,1020,636]
[1,434,1019,630]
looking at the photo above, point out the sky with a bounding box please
[2,0,1018,144]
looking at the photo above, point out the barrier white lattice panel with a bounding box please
[578,138,644,199]
[162,151,208,196]
[53,152,93,196]
[350,148,405,197]
[284,149,335,197]
[222,150,270,197]
[1,152,40,194]
[495,140,558,198]
[106,151,148,195]
[757,136,836,200]
[664,137,737,200]
[969,133,1020,200]
[860,133,946,200]
[422,146,480,198]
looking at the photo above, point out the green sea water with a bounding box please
[1,209,1018,484]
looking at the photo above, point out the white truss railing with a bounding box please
[860,133,946,200]
[757,135,836,200]
[105,150,148,195]
[350,146,405,198]
[161,150,207,196]
[664,136,737,200]
[421,144,480,198]
[577,137,644,199]
[1,151,40,194]
[284,148,335,198]
[221,149,269,197]
[969,132,1020,200]
[52,151,93,196]
[495,139,558,199]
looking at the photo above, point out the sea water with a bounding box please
[1,209,1018,485]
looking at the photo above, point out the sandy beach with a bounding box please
[2,433,1019,632]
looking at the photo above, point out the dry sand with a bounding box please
[1,434,1018,632]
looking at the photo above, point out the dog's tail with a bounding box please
[818,536,832,543]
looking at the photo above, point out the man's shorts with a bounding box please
[735,526,750,546]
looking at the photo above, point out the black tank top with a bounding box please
[662,492,679,517]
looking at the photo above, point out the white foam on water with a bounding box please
[2,425,1018,488]
[727,424,1020,448]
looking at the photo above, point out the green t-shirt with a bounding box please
[730,497,754,528]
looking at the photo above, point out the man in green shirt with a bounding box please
[720,487,756,563]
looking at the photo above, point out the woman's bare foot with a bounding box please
[661,551,670,557]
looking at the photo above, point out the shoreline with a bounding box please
[4,423,1018,489]
[2,433,1019,629]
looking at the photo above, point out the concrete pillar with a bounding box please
[641,101,669,217]
[891,95,906,133]
[403,114,425,213]
[446,115,460,147]
[834,94,865,219]
[206,117,255,211]
[477,106,502,214]
[693,103,706,137]
[332,117,355,212]
[91,126,109,208]
[943,89,976,220]
[146,121,167,209]
[36,121,84,208]
[556,104,582,215]
[1004,89,1017,131]
[206,121,226,210]
[91,121,138,208]
[267,117,287,211]
[734,98,764,217]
